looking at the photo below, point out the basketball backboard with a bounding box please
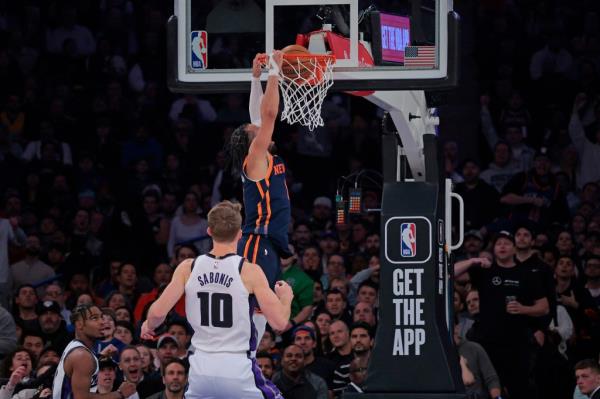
[168,0,459,93]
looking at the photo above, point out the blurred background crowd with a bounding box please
[0,1,600,399]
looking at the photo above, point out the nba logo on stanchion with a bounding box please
[191,31,207,70]
[400,223,416,257]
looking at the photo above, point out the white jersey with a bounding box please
[185,253,257,353]
[52,340,98,399]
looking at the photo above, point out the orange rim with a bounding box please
[258,53,335,69]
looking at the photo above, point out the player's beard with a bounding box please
[85,327,105,341]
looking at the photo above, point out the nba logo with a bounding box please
[400,223,416,257]
[191,31,207,70]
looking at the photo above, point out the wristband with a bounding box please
[251,76,261,82]
[268,55,280,77]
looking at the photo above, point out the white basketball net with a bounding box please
[277,55,335,131]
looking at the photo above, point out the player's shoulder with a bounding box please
[174,257,196,281]
[176,257,196,271]
[240,260,265,279]
[241,259,259,272]
[64,344,96,368]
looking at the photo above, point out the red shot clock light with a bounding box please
[349,188,362,214]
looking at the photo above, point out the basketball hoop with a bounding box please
[261,50,335,131]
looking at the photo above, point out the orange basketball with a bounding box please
[280,45,319,83]
[281,44,310,55]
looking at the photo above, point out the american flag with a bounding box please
[404,46,436,68]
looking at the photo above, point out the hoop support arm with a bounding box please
[365,90,439,181]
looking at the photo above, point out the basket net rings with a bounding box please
[262,52,336,131]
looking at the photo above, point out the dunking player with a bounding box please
[141,201,293,398]
[52,304,136,399]
[227,50,293,339]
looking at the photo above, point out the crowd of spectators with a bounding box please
[0,1,600,399]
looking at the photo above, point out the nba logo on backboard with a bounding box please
[400,223,416,257]
[191,31,207,70]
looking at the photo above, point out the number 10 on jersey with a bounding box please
[197,292,233,328]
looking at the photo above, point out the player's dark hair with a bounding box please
[70,303,99,325]
[225,123,250,178]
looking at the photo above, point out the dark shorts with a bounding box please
[238,234,282,289]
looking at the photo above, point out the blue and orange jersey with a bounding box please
[241,154,291,256]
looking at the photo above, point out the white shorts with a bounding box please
[185,351,282,399]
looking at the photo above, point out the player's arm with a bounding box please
[249,54,264,126]
[245,51,283,180]
[242,261,293,330]
[68,349,134,399]
[142,258,193,336]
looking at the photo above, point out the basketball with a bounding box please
[281,44,310,55]
[280,44,319,83]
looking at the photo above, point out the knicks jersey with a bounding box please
[185,254,258,354]
[53,340,98,399]
[242,154,291,255]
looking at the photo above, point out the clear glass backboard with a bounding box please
[168,0,459,93]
